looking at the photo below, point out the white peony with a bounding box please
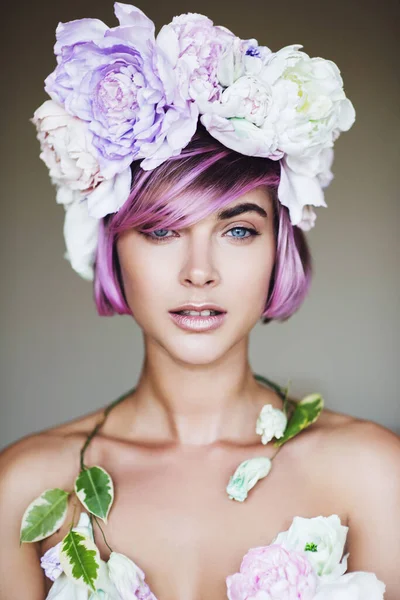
[46,573,89,599]
[32,100,104,194]
[107,551,157,600]
[314,571,386,599]
[206,76,273,127]
[62,198,100,281]
[259,44,356,158]
[255,404,288,444]
[32,100,132,219]
[272,514,349,581]
[216,37,272,87]
[200,111,283,159]
[277,150,333,228]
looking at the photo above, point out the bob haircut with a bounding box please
[94,123,312,324]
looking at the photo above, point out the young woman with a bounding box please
[1,4,399,600]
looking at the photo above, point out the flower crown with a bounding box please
[32,2,356,280]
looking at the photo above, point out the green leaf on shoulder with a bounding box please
[20,488,69,543]
[59,529,100,591]
[75,466,114,523]
[273,393,324,447]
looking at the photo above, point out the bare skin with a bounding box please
[1,187,399,599]
[0,387,354,600]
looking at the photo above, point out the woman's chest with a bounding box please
[85,441,348,600]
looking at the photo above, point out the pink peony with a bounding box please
[156,13,234,105]
[226,544,318,600]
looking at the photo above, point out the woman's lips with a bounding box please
[168,311,227,332]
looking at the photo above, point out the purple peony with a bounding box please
[44,2,198,176]
[226,544,318,600]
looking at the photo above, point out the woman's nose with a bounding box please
[179,234,221,288]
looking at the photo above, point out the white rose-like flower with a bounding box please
[314,571,386,600]
[216,38,272,87]
[32,100,132,219]
[255,403,287,444]
[199,75,284,159]
[278,152,332,228]
[107,552,157,600]
[32,100,104,195]
[259,44,356,158]
[226,457,272,502]
[62,198,100,281]
[46,573,90,599]
[211,76,273,127]
[272,515,349,581]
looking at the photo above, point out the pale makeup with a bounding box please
[116,186,276,367]
[115,186,278,445]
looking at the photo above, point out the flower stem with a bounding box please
[80,386,136,470]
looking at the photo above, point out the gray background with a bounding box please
[1,0,399,449]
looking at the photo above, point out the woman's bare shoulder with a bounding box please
[303,403,400,489]
[0,407,106,513]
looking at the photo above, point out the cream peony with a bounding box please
[313,571,386,599]
[107,551,157,600]
[272,514,349,581]
[62,199,100,281]
[259,44,356,158]
[32,100,132,219]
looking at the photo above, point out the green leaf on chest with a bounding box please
[20,488,69,543]
[59,529,100,590]
[273,393,324,447]
[75,465,114,523]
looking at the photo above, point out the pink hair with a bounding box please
[94,124,312,323]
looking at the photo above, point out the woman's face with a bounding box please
[116,186,276,364]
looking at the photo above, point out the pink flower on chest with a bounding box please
[226,544,318,600]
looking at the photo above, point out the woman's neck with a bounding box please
[122,336,283,446]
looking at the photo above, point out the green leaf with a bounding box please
[75,466,114,523]
[273,393,324,447]
[59,530,100,591]
[20,488,69,543]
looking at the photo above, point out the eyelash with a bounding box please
[139,226,261,244]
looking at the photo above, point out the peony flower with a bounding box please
[226,457,272,502]
[313,571,386,599]
[107,551,157,599]
[61,199,99,280]
[32,100,131,219]
[206,76,273,127]
[44,3,198,176]
[200,111,283,159]
[259,44,356,159]
[272,515,349,582]
[216,38,272,88]
[46,573,90,599]
[277,153,330,229]
[41,541,63,581]
[255,403,288,444]
[156,12,234,106]
[226,544,319,600]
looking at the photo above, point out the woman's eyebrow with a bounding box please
[217,202,268,220]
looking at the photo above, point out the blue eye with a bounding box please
[151,229,170,238]
[227,227,257,239]
[140,226,259,243]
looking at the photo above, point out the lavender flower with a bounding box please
[40,541,63,581]
[44,3,198,176]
